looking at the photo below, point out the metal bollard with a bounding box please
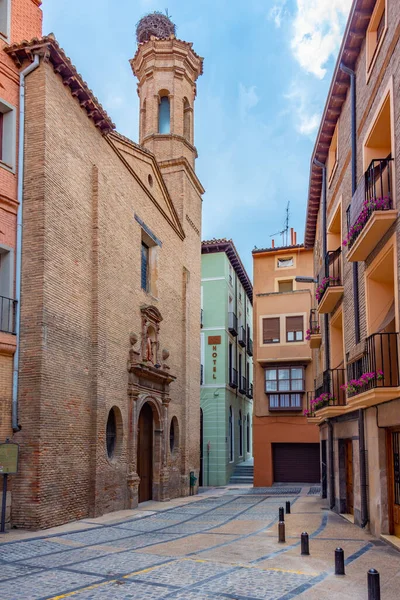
[335,548,345,575]
[286,501,291,514]
[278,521,285,543]
[368,569,380,600]
[300,532,310,555]
[279,506,285,522]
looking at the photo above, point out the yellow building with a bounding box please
[252,234,320,486]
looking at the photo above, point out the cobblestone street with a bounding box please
[0,487,399,599]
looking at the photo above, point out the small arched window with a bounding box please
[159,95,170,134]
[141,99,147,139]
[170,416,179,453]
[183,98,191,141]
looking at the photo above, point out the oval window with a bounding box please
[106,408,117,459]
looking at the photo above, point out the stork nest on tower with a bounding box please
[136,12,176,44]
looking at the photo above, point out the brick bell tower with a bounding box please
[131,12,203,170]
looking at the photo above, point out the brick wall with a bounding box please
[12,46,202,528]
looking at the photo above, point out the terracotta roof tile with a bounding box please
[5,35,115,134]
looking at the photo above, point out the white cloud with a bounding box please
[285,82,321,136]
[291,0,352,79]
[238,83,259,119]
[269,1,288,28]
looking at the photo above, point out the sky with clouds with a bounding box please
[43,0,352,275]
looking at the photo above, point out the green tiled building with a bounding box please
[200,239,253,486]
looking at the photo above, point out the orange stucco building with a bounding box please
[252,235,320,487]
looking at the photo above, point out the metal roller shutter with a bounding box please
[272,443,320,483]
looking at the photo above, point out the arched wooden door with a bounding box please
[137,402,153,502]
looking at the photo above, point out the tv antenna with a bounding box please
[270,201,290,246]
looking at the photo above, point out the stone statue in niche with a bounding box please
[145,324,158,364]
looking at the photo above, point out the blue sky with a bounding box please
[43,0,352,275]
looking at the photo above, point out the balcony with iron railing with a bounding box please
[345,332,400,409]
[305,368,346,422]
[307,308,321,348]
[200,364,204,385]
[247,383,253,399]
[316,248,344,314]
[239,375,247,395]
[229,367,238,389]
[346,158,397,262]
[201,308,204,328]
[0,296,17,335]
[238,326,246,347]
[228,312,238,336]
[247,337,253,356]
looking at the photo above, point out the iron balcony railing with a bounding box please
[317,248,342,304]
[239,375,247,394]
[309,308,320,335]
[247,383,253,399]
[308,368,346,415]
[346,158,394,249]
[200,364,204,385]
[0,296,17,334]
[228,312,238,336]
[238,326,246,347]
[229,367,238,389]
[247,337,253,356]
[346,332,399,397]
[201,309,203,328]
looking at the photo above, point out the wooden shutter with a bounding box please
[263,318,280,343]
[286,316,303,332]
[279,280,293,293]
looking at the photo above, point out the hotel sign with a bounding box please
[208,336,221,380]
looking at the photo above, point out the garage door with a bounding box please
[272,443,320,483]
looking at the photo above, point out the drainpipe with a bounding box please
[328,420,335,510]
[313,158,330,372]
[340,63,368,527]
[358,408,369,527]
[340,62,360,345]
[12,54,40,432]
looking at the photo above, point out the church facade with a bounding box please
[5,11,204,529]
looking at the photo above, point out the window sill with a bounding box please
[268,407,303,412]
[0,160,15,174]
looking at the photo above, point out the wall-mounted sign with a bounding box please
[0,442,19,475]
[208,336,221,345]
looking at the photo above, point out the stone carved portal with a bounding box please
[127,306,176,507]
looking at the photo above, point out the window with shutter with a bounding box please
[263,317,280,344]
[286,315,304,342]
[278,280,293,293]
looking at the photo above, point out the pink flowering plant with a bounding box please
[343,197,392,249]
[316,277,340,302]
[306,325,320,340]
[341,370,384,396]
[304,392,334,416]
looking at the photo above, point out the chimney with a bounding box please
[272,239,275,248]
[294,231,297,245]
[290,228,294,245]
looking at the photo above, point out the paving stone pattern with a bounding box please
[0,489,398,599]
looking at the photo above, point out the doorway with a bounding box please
[137,402,153,503]
[199,409,203,486]
[389,430,400,538]
[345,439,354,515]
